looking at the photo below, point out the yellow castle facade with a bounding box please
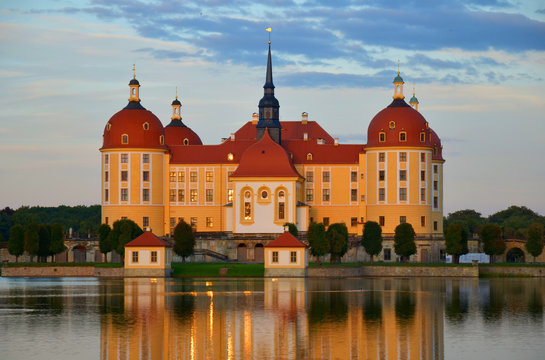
[100,44,445,261]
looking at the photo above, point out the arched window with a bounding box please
[183,138,189,145]
[106,123,111,131]
[275,188,287,223]
[399,132,407,142]
[307,153,313,160]
[420,132,425,142]
[379,132,386,142]
[143,122,149,130]
[121,134,129,144]
[389,121,395,129]
[132,88,136,95]
[241,188,253,223]
[244,191,252,220]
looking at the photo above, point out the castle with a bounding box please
[100,43,445,262]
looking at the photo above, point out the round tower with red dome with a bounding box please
[365,71,444,245]
[100,70,167,233]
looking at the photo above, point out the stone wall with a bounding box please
[307,265,479,278]
[124,268,173,277]
[479,266,545,277]
[264,268,306,277]
[2,266,123,278]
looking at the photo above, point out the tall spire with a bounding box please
[256,30,281,144]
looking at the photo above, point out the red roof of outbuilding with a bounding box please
[265,231,307,248]
[230,130,302,178]
[125,231,172,247]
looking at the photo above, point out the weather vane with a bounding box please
[266,27,272,44]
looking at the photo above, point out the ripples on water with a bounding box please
[0,277,543,359]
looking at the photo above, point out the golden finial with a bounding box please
[266,27,272,44]
[132,64,136,79]
[176,86,178,100]
[413,83,416,96]
[397,59,400,75]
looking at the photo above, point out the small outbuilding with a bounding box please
[124,230,173,277]
[264,229,308,277]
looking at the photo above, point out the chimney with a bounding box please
[334,138,339,146]
[301,112,308,124]
[230,133,235,141]
[303,133,308,141]
[252,112,258,124]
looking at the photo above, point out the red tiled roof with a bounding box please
[265,231,307,248]
[429,128,445,161]
[125,231,172,247]
[230,130,302,178]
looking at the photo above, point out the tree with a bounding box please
[283,222,298,237]
[326,223,348,264]
[24,223,40,262]
[526,223,544,263]
[394,223,416,263]
[173,220,195,263]
[106,219,143,262]
[98,224,112,262]
[8,224,25,262]
[444,209,484,236]
[362,221,382,263]
[444,223,469,264]
[307,222,328,265]
[49,223,66,261]
[37,224,52,262]
[480,223,505,263]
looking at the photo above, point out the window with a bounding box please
[190,171,197,182]
[389,121,395,129]
[434,165,438,173]
[244,201,252,220]
[351,189,357,202]
[400,216,406,224]
[142,154,149,163]
[440,249,446,260]
[379,216,385,226]
[206,189,213,202]
[421,216,426,227]
[379,132,386,142]
[399,132,406,142]
[132,251,138,263]
[227,189,233,202]
[322,189,330,201]
[351,217,357,227]
[306,189,313,202]
[183,138,189,145]
[143,171,149,182]
[420,188,426,201]
[120,154,128,163]
[361,195,365,202]
[190,189,197,202]
[399,170,406,181]
[383,248,391,261]
[379,170,385,181]
[121,217,127,220]
[169,189,176,202]
[379,152,385,162]
[105,217,108,225]
[434,221,438,231]
[278,203,285,220]
[323,217,330,226]
[420,132,425,143]
[143,189,149,201]
[261,190,268,199]
[206,217,213,228]
[323,171,330,182]
[151,251,157,263]
[104,171,108,182]
[143,217,149,227]
[351,171,357,182]
[178,189,184,202]
[421,152,426,162]
[434,181,438,191]
[104,189,109,202]
[379,188,385,201]
[178,172,184,182]
[434,196,438,208]
[159,135,164,145]
[206,171,213,182]
[306,171,313,183]
[170,217,176,227]
[121,171,128,182]
[104,154,109,164]
[143,122,149,130]
[191,217,197,228]
[399,188,407,201]
[121,188,128,201]
[290,251,297,263]
[121,134,129,144]
[307,153,313,160]
[272,251,279,263]
[399,152,407,162]
[169,172,176,182]
[421,170,426,181]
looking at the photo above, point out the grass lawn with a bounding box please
[172,262,264,277]
[308,262,472,267]
[6,262,123,268]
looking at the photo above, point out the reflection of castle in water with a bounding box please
[100,278,446,359]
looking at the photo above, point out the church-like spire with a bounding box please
[257,31,281,144]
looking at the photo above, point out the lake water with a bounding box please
[0,277,543,359]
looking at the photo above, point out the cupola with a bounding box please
[409,87,419,111]
[393,69,405,100]
[129,64,140,102]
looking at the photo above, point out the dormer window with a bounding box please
[307,153,313,160]
[159,135,164,145]
[143,122,149,130]
[106,123,111,131]
[121,134,129,144]
[183,138,189,145]
[420,132,425,142]
[379,132,386,142]
[399,132,407,142]
[389,121,395,129]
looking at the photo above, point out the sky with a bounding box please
[0,0,544,217]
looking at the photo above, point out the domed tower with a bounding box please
[164,93,202,146]
[429,128,445,234]
[365,71,442,238]
[100,70,167,233]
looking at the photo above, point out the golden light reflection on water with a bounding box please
[100,278,450,359]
